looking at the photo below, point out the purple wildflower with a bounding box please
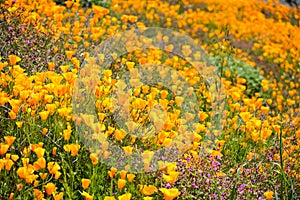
[212,193,217,198]
[166,182,171,189]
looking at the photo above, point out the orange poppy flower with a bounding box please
[142,150,154,163]
[0,143,9,155]
[159,188,180,200]
[8,55,21,65]
[52,147,57,156]
[33,157,46,170]
[126,61,135,70]
[5,159,14,171]
[39,173,48,180]
[11,154,19,162]
[8,193,14,200]
[0,61,8,70]
[129,15,138,23]
[46,104,57,114]
[39,111,49,121]
[34,147,45,158]
[181,45,192,57]
[82,191,94,200]
[45,182,56,196]
[251,131,259,142]
[104,197,116,200]
[108,167,118,178]
[264,191,274,200]
[47,162,60,175]
[53,192,64,200]
[114,129,127,141]
[90,153,98,166]
[42,128,48,135]
[63,128,72,141]
[60,65,70,73]
[54,171,62,180]
[82,178,91,189]
[127,174,135,182]
[166,163,177,174]
[4,136,16,146]
[239,112,252,122]
[48,62,55,71]
[8,111,17,119]
[119,170,127,180]
[273,125,280,134]
[33,189,44,200]
[63,144,80,156]
[22,147,30,157]
[162,171,179,184]
[198,111,208,121]
[30,143,44,151]
[17,167,27,179]
[64,0,73,8]
[122,146,133,156]
[139,185,158,196]
[118,193,132,200]
[44,94,54,103]
[16,121,23,128]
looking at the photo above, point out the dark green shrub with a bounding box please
[209,54,264,97]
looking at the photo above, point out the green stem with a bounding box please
[279,125,289,199]
[110,176,114,196]
[62,157,72,199]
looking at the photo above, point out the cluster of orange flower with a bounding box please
[0,0,299,199]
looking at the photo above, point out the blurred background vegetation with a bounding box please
[52,0,299,8]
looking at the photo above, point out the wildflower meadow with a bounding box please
[0,0,299,199]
